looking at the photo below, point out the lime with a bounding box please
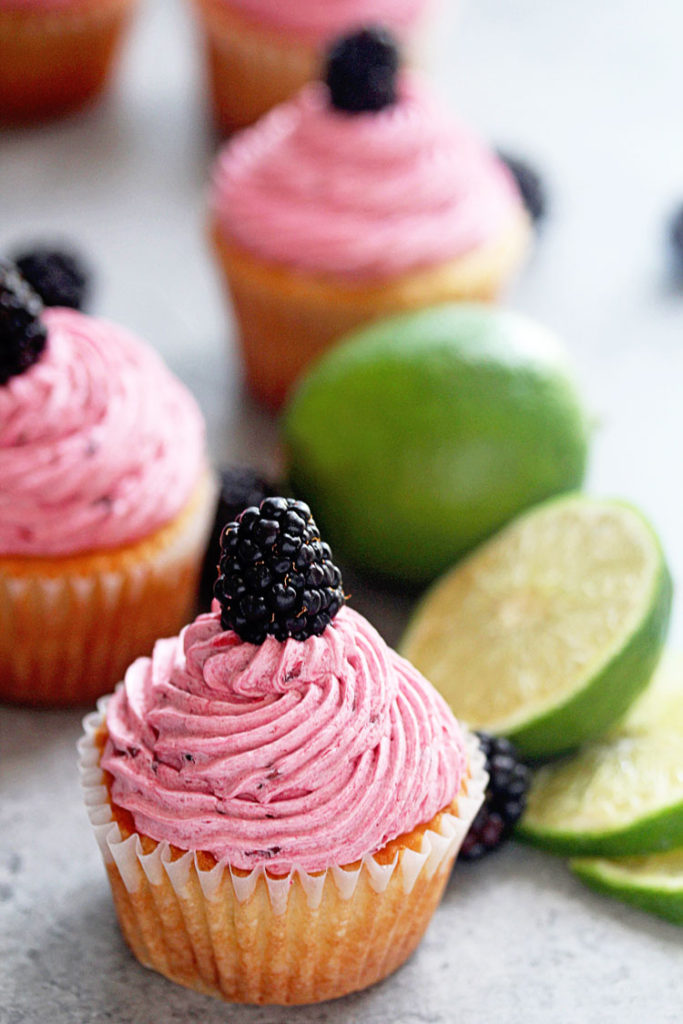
[571,850,683,926]
[519,732,683,855]
[611,651,683,737]
[401,495,672,757]
[283,304,589,584]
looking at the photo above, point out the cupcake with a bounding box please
[0,264,215,707]
[188,0,432,134]
[80,497,486,1005]
[0,0,137,124]
[210,29,531,409]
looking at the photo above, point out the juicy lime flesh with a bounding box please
[617,651,683,736]
[403,498,661,733]
[584,848,683,886]
[284,305,588,583]
[525,732,683,834]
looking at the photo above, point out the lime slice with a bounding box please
[401,495,672,757]
[571,850,683,926]
[519,732,683,855]
[612,651,683,737]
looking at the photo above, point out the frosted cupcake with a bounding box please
[0,0,137,124]
[80,497,486,1005]
[188,0,432,134]
[210,29,531,409]
[0,264,215,707]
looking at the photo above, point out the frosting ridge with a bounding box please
[0,308,205,557]
[212,74,522,279]
[102,606,466,873]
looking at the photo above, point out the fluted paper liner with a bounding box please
[211,212,531,409]
[80,700,487,1004]
[0,472,215,707]
[0,0,137,124]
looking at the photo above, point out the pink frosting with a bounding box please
[102,606,467,873]
[0,308,206,558]
[218,0,427,43]
[211,74,522,280]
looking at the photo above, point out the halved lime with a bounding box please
[611,651,683,737]
[401,495,672,757]
[518,732,683,855]
[572,850,683,926]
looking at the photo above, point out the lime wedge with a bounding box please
[401,495,672,757]
[571,850,683,926]
[518,732,683,855]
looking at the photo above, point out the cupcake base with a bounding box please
[0,0,137,124]
[0,471,216,708]
[212,211,531,409]
[189,0,318,134]
[80,712,487,1005]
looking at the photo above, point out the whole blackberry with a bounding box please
[497,152,547,223]
[215,497,346,644]
[325,27,400,114]
[14,246,90,310]
[460,732,530,861]
[0,261,47,385]
[199,466,277,610]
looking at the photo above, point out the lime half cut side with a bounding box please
[572,849,683,926]
[519,732,683,856]
[401,495,672,758]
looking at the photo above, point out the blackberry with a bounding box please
[14,246,90,310]
[497,152,547,223]
[0,261,47,385]
[460,732,530,861]
[325,27,400,115]
[215,497,346,644]
[199,466,277,610]
[669,203,683,268]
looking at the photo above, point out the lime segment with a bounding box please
[401,495,672,757]
[572,850,683,926]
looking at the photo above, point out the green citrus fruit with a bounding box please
[283,304,589,583]
[571,849,683,926]
[400,495,672,757]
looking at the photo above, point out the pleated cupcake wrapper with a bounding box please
[80,700,486,910]
[0,474,216,706]
[80,703,486,1003]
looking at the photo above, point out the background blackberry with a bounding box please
[461,732,531,861]
[0,261,47,385]
[325,27,400,114]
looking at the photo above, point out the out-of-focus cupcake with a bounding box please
[0,264,215,707]
[0,0,137,124]
[80,497,486,1005]
[188,0,433,134]
[210,29,531,409]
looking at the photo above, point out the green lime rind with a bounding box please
[571,853,683,926]
[518,791,683,858]
[508,538,672,758]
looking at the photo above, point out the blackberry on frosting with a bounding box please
[0,261,47,385]
[325,27,400,114]
[215,497,345,644]
[14,245,91,311]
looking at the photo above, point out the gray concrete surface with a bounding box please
[1,0,681,1020]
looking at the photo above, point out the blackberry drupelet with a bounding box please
[461,732,530,861]
[0,261,47,385]
[199,466,277,610]
[326,27,400,114]
[215,497,346,644]
[14,246,90,310]
[497,152,547,224]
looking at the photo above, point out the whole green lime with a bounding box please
[282,304,590,584]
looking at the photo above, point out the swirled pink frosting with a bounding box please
[102,606,467,873]
[211,74,522,280]
[0,308,206,557]
[218,0,427,42]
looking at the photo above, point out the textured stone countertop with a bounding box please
[1,0,682,1021]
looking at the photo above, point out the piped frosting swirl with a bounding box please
[0,308,205,557]
[102,606,467,873]
[212,73,522,280]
